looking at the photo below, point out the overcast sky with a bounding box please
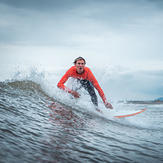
[0,0,163,100]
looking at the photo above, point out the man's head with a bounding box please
[74,57,86,74]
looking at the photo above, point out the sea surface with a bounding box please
[0,70,163,163]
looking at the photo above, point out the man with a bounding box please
[57,57,113,112]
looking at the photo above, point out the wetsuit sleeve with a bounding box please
[57,70,72,93]
[87,70,108,104]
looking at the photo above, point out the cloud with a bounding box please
[147,0,163,9]
[1,0,162,47]
[0,0,83,11]
[95,67,163,100]
[0,0,163,98]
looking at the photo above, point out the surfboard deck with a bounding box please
[114,108,146,119]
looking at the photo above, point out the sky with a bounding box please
[0,0,163,100]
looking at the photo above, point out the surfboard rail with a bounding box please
[114,108,146,119]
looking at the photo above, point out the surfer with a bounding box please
[57,57,113,112]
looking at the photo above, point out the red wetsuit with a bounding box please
[57,66,108,104]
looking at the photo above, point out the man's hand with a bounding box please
[70,90,81,99]
[105,102,113,109]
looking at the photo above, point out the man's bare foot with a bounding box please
[96,108,102,113]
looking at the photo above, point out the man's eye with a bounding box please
[78,63,84,65]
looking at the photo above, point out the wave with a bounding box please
[0,69,162,132]
[1,70,163,162]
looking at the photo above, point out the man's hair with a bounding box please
[73,56,86,64]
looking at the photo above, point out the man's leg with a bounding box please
[79,80,98,107]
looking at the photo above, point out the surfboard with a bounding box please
[114,108,146,119]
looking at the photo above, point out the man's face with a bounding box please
[75,60,85,74]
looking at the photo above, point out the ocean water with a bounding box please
[0,69,163,163]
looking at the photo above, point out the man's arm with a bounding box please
[87,70,113,109]
[57,72,71,93]
[57,69,81,98]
